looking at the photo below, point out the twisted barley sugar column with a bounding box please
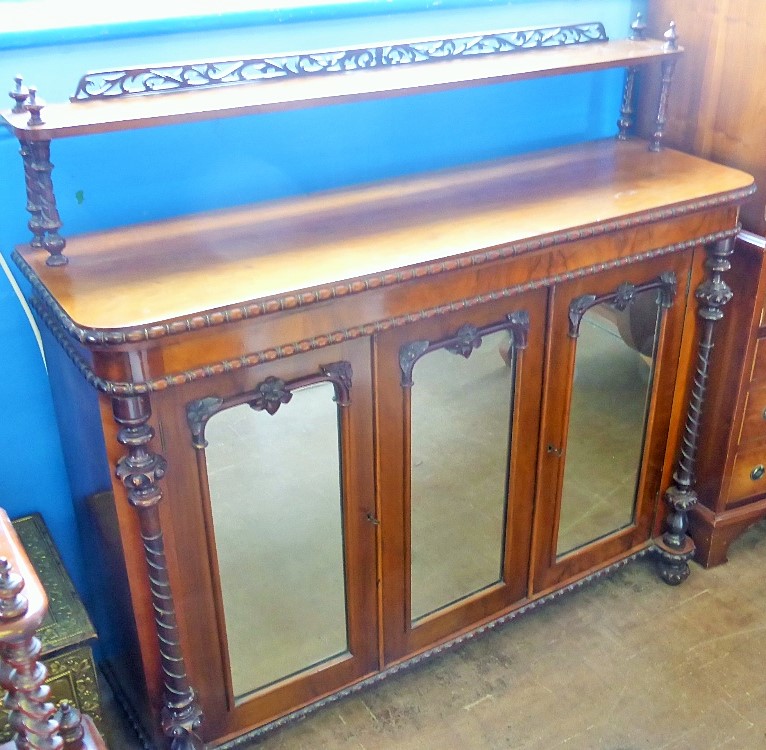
[656,237,735,584]
[113,395,204,750]
[0,553,63,749]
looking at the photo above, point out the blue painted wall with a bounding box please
[0,0,644,653]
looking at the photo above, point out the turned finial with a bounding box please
[9,75,29,114]
[664,21,678,51]
[25,86,45,126]
[0,557,28,621]
[630,13,647,41]
[56,700,86,748]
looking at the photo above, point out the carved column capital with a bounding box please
[114,396,168,509]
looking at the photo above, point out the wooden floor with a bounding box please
[105,521,766,749]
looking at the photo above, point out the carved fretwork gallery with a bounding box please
[1,13,756,749]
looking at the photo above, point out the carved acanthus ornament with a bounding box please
[399,312,530,387]
[568,272,677,338]
[187,362,354,450]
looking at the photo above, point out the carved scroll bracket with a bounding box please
[186,361,353,450]
[113,395,204,749]
[655,236,734,584]
[568,272,677,338]
[399,311,529,387]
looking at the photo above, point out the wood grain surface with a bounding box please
[2,39,680,140]
[641,0,766,233]
[18,138,753,332]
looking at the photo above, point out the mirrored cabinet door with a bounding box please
[165,340,379,738]
[376,291,546,663]
[531,253,694,594]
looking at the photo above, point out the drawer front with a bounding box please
[728,444,766,506]
[741,382,766,444]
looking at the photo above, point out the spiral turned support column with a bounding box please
[25,137,66,267]
[113,395,204,749]
[656,237,735,584]
[617,13,646,140]
[7,79,67,266]
[0,557,63,750]
[649,22,679,152]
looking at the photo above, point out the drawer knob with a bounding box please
[762,407,766,420]
[751,465,765,481]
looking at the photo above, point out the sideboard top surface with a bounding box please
[17,138,754,334]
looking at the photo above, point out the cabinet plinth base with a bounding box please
[689,500,766,568]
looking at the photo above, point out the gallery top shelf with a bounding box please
[1,21,681,141]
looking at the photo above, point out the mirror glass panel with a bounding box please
[557,290,661,556]
[204,382,348,700]
[409,329,514,623]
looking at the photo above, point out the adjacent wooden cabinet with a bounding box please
[2,20,756,749]
[640,1,766,563]
[691,233,766,565]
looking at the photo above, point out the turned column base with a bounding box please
[654,535,695,586]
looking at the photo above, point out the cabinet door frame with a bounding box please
[157,339,379,740]
[376,291,546,665]
[530,253,693,595]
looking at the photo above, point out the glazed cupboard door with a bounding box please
[376,291,546,664]
[530,253,693,594]
[161,339,379,740]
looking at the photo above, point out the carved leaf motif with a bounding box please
[612,282,636,311]
[445,324,483,358]
[696,278,733,309]
[249,376,293,415]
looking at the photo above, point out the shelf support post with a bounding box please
[112,395,204,750]
[617,66,638,140]
[618,13,646,140]
[655,236,734,584]
[649,21,678,152]
[8,80,67,266]
[25,137,67,266]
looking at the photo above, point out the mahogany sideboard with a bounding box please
[2,18,756,749]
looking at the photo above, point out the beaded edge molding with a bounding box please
[101,546,650,750]
[28,225,739,397]
[71,22,607,101]
[12,184,755,350]
[221,548,651,748]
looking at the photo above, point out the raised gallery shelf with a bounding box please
[2,36,680,140]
